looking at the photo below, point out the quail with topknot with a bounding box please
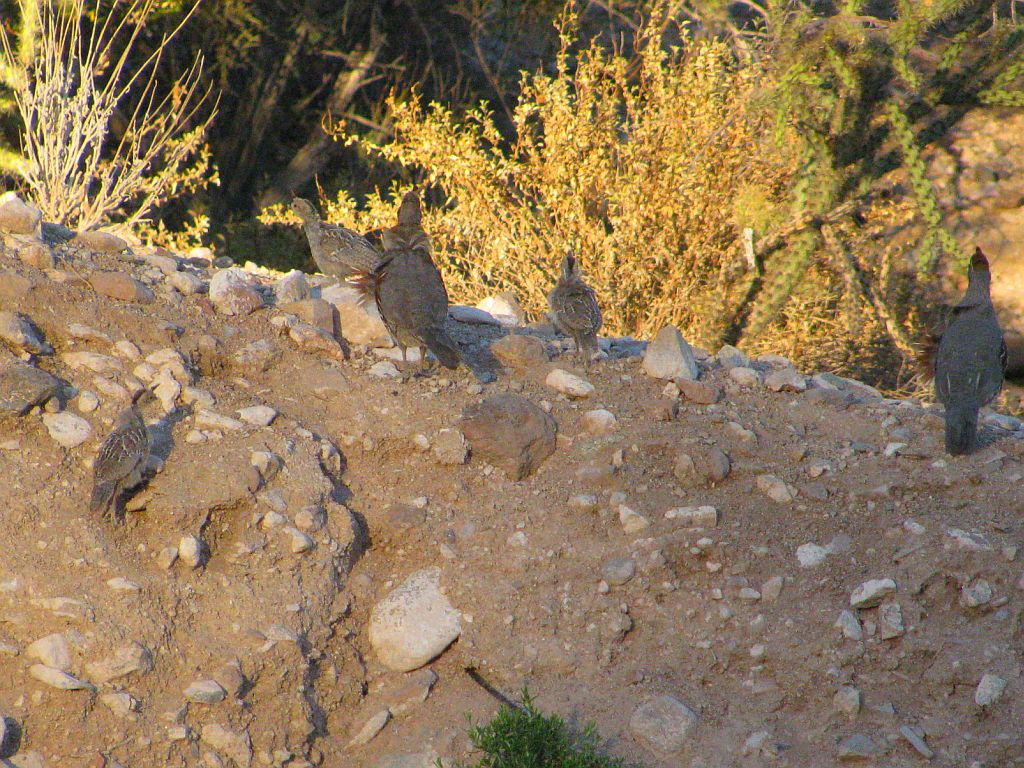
[548,252,603,362]
[933,247,1006,455]
[90,388,153,517]
[381,191,431,253]
[291,197,382,281]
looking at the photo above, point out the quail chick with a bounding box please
[548,252,603,361]
[291,197,382,280]
[934,247,1006,455]
[349,247,461,371]
[90,388,153,517]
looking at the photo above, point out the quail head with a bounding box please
[291,197,382,280]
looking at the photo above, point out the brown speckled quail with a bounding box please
[548,252,603,361]
[90,388,153,517]
[291,197,382,280]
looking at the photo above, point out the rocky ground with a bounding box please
[0,191,1022,768]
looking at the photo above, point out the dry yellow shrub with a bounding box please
[322,5,796,348]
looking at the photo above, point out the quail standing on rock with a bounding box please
[90,388,153,517]
[934,247,1006,455]
[548,252,603,361]
[291,198,382,280]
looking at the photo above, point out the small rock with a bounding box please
[282,297,339,337]
[275,270,310,304]
[283,526,314,554]
[601,557,636,585]
[629,694,699,755]
[42,412,93,449]
[89,272,154,303]
[974,674,1007,707]
[476,292,526,325]
[760,576,784,602]
[833,686,861,716]
[100,691,139,719]
[717,344,750,368]
[665,506,718,527]
[899,725,934,759]
[618,505,650,534]
[643,325,699,381]
[765,367,807,392]
[29,664,95,691]
[756,474,796,504]
[850,578,896,609]
[676,379,720,404]
[946,528,992,551]
[167,270,204,295]
[288,321,345,358]
[837,733,879,760]
[157,547,178,570]
[878,601,904,639]
[209,268,264,316]
[321,283,392,347]
[25,633,72,672]
[432,428,469,465]
[0,192,41,235]
[569,494,598,513]
[369,360,401,379]
[728,366,762,387]
[201,724,253,768]
[348,709,392,748]
[179,535,207,569]
[796,543,830,568]
[195,410,245,432]
[74,230,127,252]
[62,350,122,375]
[545,368,595,398]
[0,363,61,416]
[85,642,154,683]
[368,568,461,672]
[236,405,277,427]
[0,311,52,355]
[460,394,557,480]
[490,334,547,370]
[673,447,730,486]
[834,610,863,641]
[582,408,617,434]
[76,390,100,413]
[185,679,227,704]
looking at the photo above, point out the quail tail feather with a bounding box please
[90,480,118,515]
[944,404,979,456]
[421,326,461,369]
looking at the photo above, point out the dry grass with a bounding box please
[0,0,216,230]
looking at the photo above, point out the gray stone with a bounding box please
[42,412,93,448]
[833,686,861,716]
[0,311,52,355]
[664,505,719,528]
[74,230,127,252]
[960,580,993,608]
[899,725,934,759]
[368,568,461,672]
[629,694,699,755]
[545,368,595,398]
[179,535,208,568]
[185,679,227,704]
[209,268,264,316]
[974,673,1007,707]
[89,272,154,303]
[834,610,863,641]
[717,344,750,369]
[756,474,796,503]
[274,269,310,304]
[0,192,41,235]
[29,664,95,691]
[728,366,762,387]
[460,394,557,480]
[643,326,699,381]
[878,601,905,639]
[582,408,616,434]
[201,723,252,768]
[850,578,896,608]
[476,292,526,325]
[25,633,72,672]
[449,305,502,325]
[85,642,154,683]
[347,709,391,748]
[432,428,469,465]
[601,557,636,585]
[765,367,807,392]
[837,733,880,760]
[0,363,60,416]
[236,405,277,427]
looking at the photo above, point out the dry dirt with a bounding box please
[0,236,1022,768]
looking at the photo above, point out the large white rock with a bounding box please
[630,694,699,755]
[25,633,72,672]
[642,326,699,381]
[545,368,595,398]
[368,568,461,672]
[42,412,93,449]
[320,283,393,347]
[209,268,264,316]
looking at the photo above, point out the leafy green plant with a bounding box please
[447,688,632,768]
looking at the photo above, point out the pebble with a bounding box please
[157,547,178,570]
[41,412,93,448]
[89,272,155,303]
[283,527,314,554]
[664,506,719,528]
[490,334,548,370]
[833,686,861,716]
[878,601,905,639]
[294,506,325,532]
[209,267,264,316]
[834,610,863,641]
[100,692,139,718]
[432,428,469,465]
[76,390,100,413]
[75,230,127,252]
[348,709,391,748]
[642,325,699,381]
[601,557,636,585]
[582,408,617,434]
[167,270,204,294]
[236,405,278,426]
[569,494,598,513]
[275,270,310,304]
[29,664,95,691]
[84,642,154,683]
[25,633,72,672]
[370,361,402,379]
[0,363,61,416]
[850,578,896,608]
[677,378,721,404]
[760,576,784,602]
[195,410,245,431]
[200,724,253,768]
[629,694,699,755]
[974,673,1007,706]
[837,733,879,760]
[0,192,42,234]
[960,580,993,608]
[756,474,796,503]
[618,505,651,534]
[728,366,762,387]
[899,725,934,759]
[179,535,207,568]
[545,368,595,398]
[368,568,461,672]
[765,367,807,392]
[717,344,750,369]
[106,577,140,592]
[185,679,227,704]
[945,528,992,551]
[460,394,557,480]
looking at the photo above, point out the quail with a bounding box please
[90,388,153,517]
[349,246,461,371]
[934,247,1006,455]
[548,252,603,361]
[291,197,382,280]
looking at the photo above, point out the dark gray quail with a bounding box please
[291,197,382,280]
[90,388,153,517]
[349,247,460,371]
[381,191,431,254]
[934,247,1006,455]
[548,252,603,361]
